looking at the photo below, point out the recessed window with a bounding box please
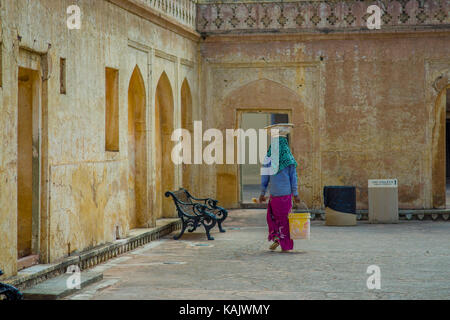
[60,58,66,94]
[105,67,119,152]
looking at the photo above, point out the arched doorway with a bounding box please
[181,79,193,191]
[428,63,450,209]
[155,72,175,218]
[128,66,148,227]
[433,83,450,208]
[218,78,311,209]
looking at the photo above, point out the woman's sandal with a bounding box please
[269,241,280,251]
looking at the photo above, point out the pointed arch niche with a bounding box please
[127,66,148,227]
[155,72,175,218]
[181,78,193,191]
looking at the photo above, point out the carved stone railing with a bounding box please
[196,0,449,35]
[136,0,197,29]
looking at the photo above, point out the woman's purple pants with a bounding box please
[267,194,294,251]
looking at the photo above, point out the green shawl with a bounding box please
[266,136,298,175]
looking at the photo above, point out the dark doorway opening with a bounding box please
[239,112,289,204]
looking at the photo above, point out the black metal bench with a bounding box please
[177,188,228,233]
[0,269,23,301]
[165,189,227,240]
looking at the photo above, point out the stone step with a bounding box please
[17,255,40,271]
[22,271,103,300]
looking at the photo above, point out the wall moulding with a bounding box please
[208,61,321,69]
[201,29,450,43]
[181,58,195,68]
[128,39,152,53]
[155,49,178,63]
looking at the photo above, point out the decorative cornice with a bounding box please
[197,0,449,35]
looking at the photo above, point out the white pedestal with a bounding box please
[368,179,399,224]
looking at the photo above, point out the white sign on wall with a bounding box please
[368,179,398,188]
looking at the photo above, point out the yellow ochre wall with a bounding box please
[0,0,199,277]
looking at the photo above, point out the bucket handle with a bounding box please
[294,199,309,212]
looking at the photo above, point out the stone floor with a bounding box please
[66,209,450,300]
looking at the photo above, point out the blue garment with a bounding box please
[261,164,299,197]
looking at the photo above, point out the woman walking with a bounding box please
[259,124,300,252]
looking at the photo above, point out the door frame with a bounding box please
[17,48,48,264]
[236,109,292,205]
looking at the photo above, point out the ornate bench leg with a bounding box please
[205,227,214,241]
[173,221,187,240]
[216,209,227,233]
[217,220,226,233]
[202,218,216,241]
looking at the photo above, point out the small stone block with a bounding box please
[22,272,103,300]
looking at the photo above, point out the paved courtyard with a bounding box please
[66,210,450,300]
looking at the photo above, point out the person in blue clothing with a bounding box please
[259,124,300,251]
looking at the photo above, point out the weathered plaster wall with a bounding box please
[0,1,21,278]
[199,33,450,210]
[0,0,199,277]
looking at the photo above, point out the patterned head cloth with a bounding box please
[265,136,297,175]
[262,124,297,175]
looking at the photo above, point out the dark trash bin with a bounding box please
[323,186,357,226]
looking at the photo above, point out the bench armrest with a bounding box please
[179,188,219,208]
[165,191,213,218]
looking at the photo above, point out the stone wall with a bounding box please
[0,0,199,277]
[199,32,450,210]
